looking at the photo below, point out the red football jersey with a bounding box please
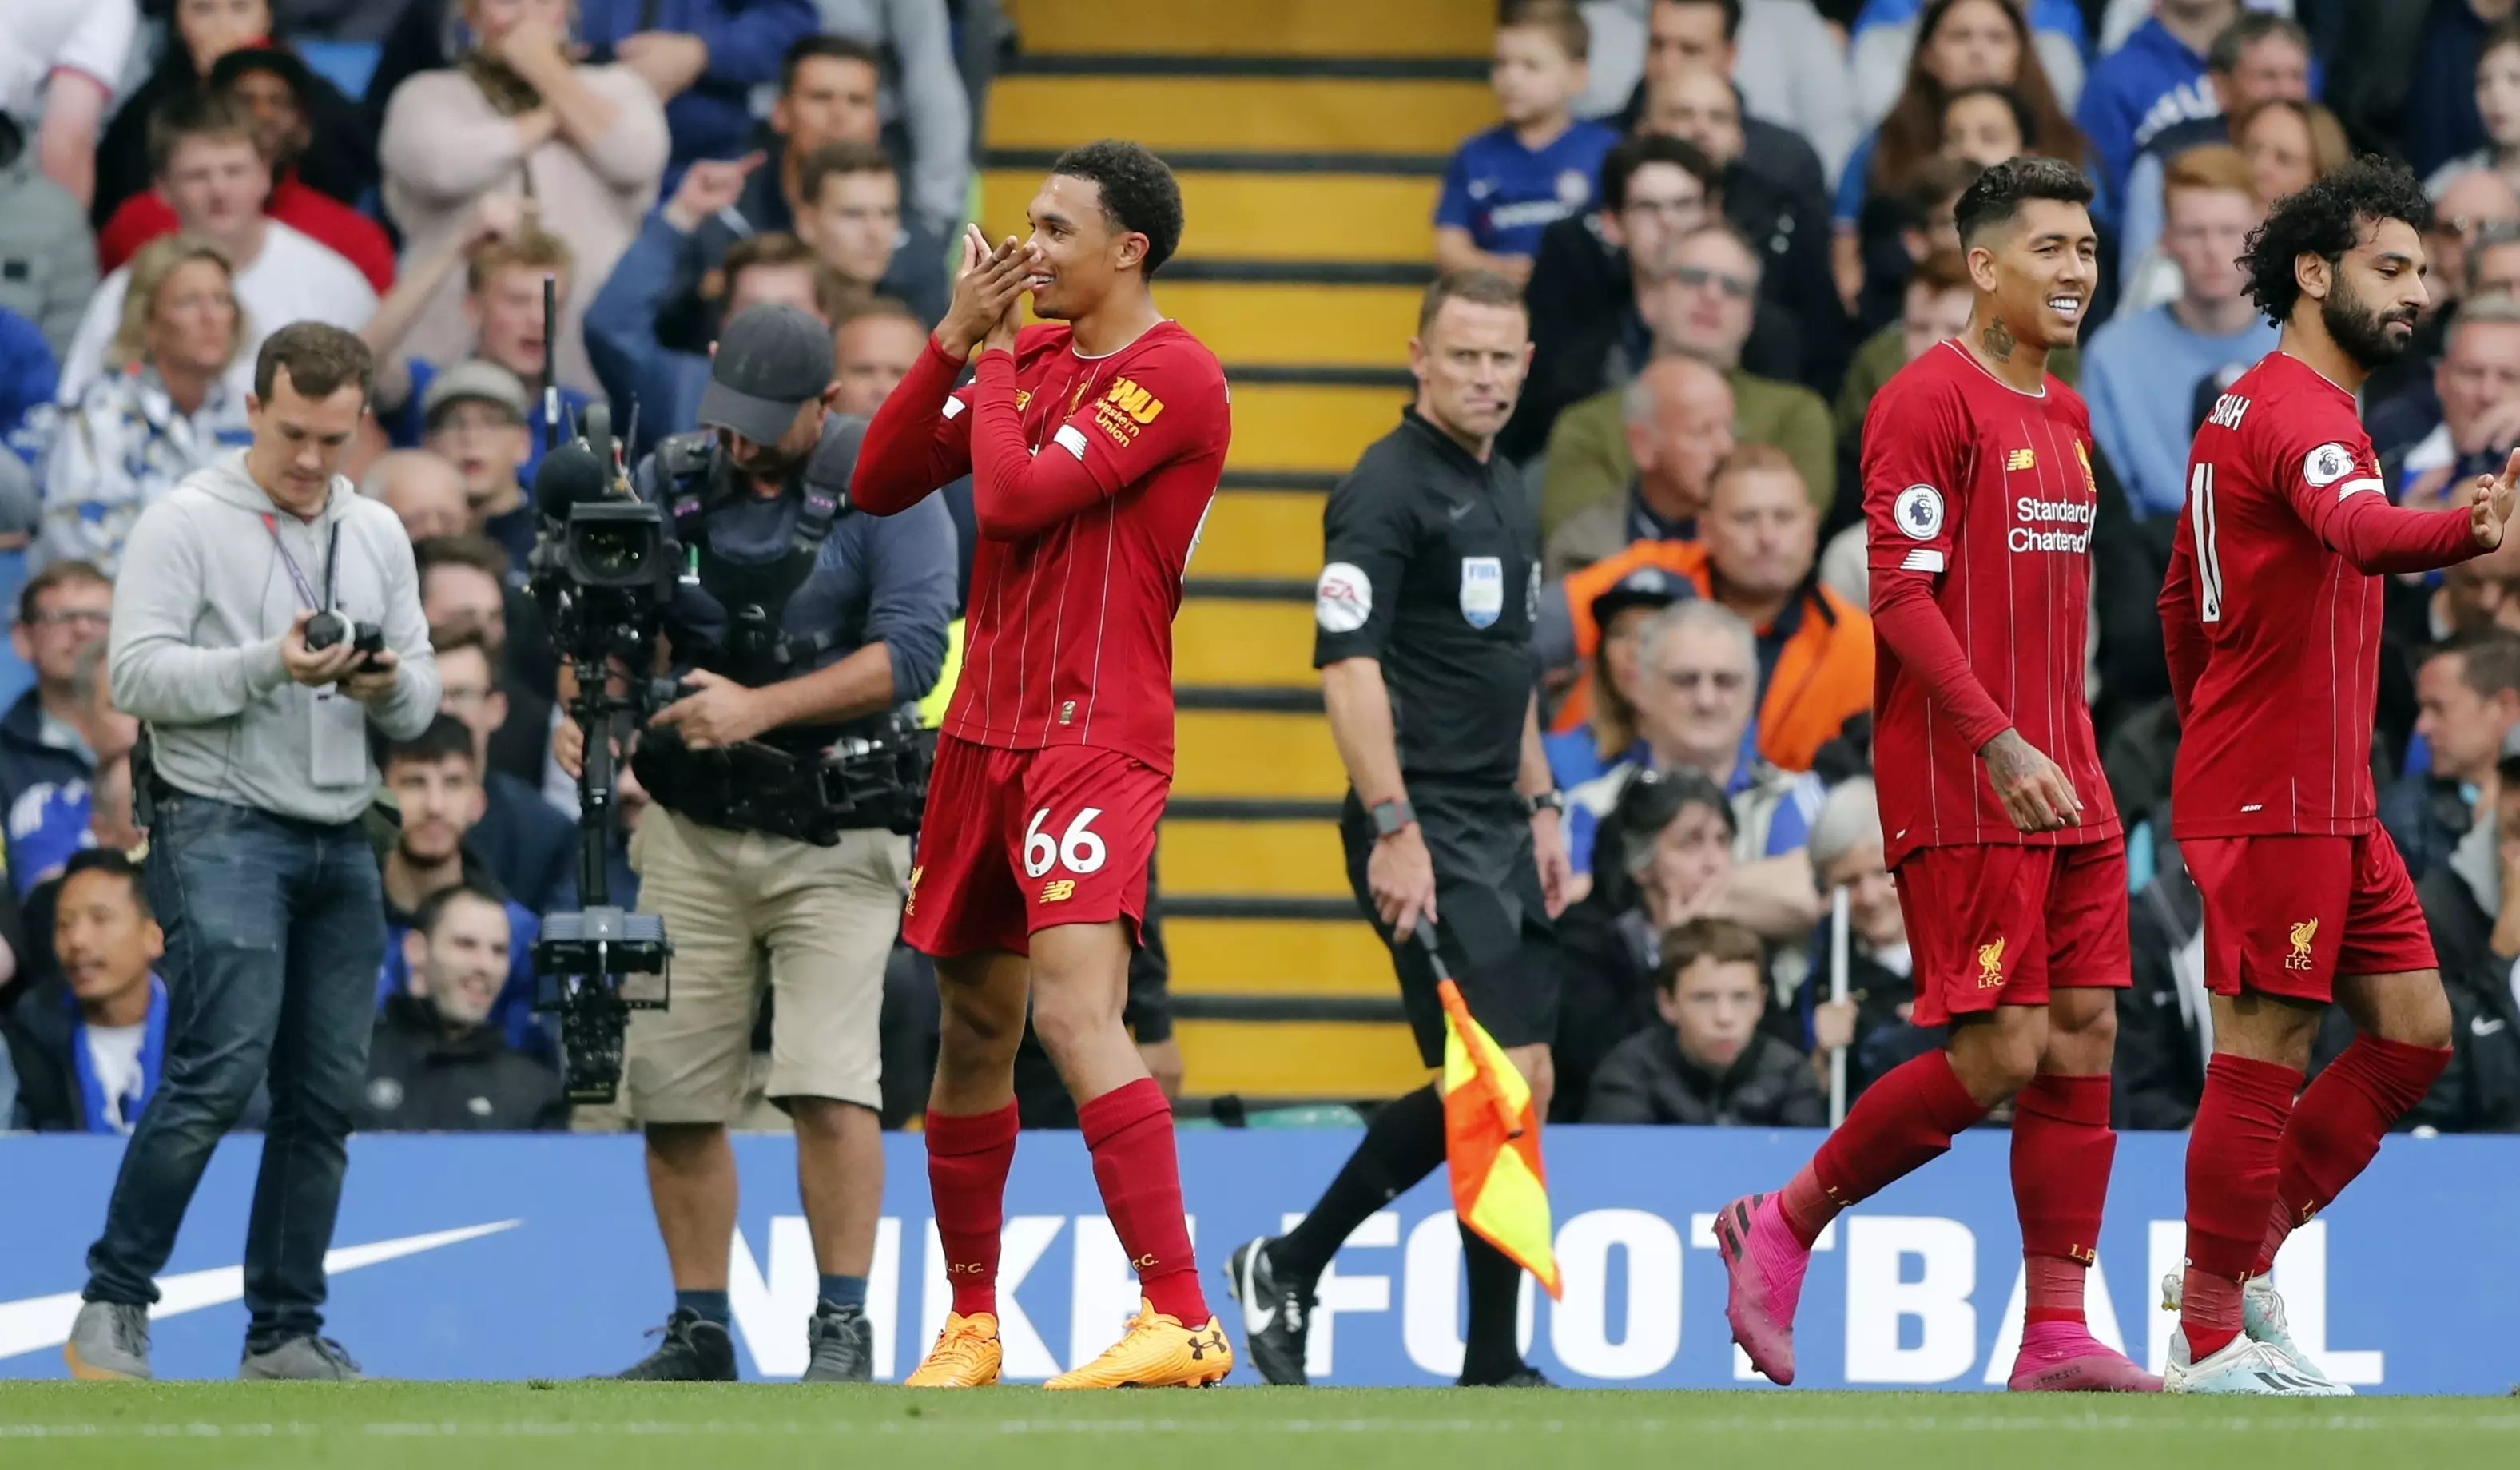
[853,320,1230,774]
[2164,350,2478,839]
[1861,340,2117,868]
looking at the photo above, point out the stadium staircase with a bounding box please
[988,0,1496,1105]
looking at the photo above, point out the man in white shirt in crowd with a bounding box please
[56,91,376,403]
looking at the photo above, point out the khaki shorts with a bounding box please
[622,806,909,1121]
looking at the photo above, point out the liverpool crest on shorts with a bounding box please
[1460,556,1504,628]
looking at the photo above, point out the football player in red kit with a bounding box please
[852,141,1233,1389]
[1715,157,2156,1393]
[2158,161,2518,1394]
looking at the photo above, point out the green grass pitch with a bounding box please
[4,1384,2519,1470]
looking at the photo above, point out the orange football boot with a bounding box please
[1044,1300,1233,1389]
[905,1310,1002,1387]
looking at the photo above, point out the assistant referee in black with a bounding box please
[1223,270,1569,1389]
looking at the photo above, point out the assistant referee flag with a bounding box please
[1438,978,1561,1298]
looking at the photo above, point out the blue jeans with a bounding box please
[83,793,385,1345]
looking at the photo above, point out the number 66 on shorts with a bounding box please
[900,735,1170,959]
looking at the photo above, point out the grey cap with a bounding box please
[422,359,530,427]
[699,304,833,446]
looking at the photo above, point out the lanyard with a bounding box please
[66,975,168,1136]
[262,514,338,612]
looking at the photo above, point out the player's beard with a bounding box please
[2323,276,2416,371]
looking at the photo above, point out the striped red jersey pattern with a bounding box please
[853,320,1230,774]
[1861,340,2118,868]
[2163,351,2411,839]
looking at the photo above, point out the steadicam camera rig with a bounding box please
[525,276,674,1103]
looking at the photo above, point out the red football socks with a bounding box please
[2013,1074,2114,1326]
[1783,1051,1989,1247]
[2252,1035,2450,1276]
[925,1102,1020,1318]
[2182,1054,2301,1360]
[1079,1077,1210,1325]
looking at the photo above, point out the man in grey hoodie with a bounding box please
[64,323,439,1383]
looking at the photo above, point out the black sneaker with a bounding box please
[1223,1237,1313,1385]
[614,1308,737,1381]
[801,1301,873,1384]
[1459,1363,1552,1388]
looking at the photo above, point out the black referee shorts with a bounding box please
[1339,787,1558,1068]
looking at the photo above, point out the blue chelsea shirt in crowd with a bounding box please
[1436,120,1621,257]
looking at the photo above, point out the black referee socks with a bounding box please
[1268,1083,1448,1289]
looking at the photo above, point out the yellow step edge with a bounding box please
[1176,1019,1428,1099]
[1163,281,1422,368]
[1186,490,1327,579]
[1173,709,1344,799]
[988,76,1492,157]
[1228,382,1411,475]
[1007,0,1493,58]
[1161,816,1348,899]
[1165,917,1389,998]
[981,172,1438,265]
[1172,599,1317,688]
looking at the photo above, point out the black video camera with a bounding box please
[524,397,680,1103]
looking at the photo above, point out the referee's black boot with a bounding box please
[614,1307,738,1381]
[1224,1237,1314,1385]
[1458,1363,1552,1389]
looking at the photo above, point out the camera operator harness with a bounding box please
[633,427,934,847]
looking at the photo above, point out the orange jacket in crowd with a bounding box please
[1551,541,1874,773]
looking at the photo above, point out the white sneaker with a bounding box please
[2164,1330,2351,1395]
[2160,1270,2353,1395]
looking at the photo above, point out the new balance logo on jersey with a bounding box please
[2009,495,2094,554]
[2287,918,2319,971]
[1977,938,2005,987]
[2207,393,2250,430]
[1040,880,1077,904]
[2007,447,2037,471]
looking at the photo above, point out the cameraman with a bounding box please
[67,324,438,1382]
[557,304,955,1383]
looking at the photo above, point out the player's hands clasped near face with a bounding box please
[1981,727,2083,834]
[1369,824,1440,940]
[2468,447,2520,550]
[937,225,1041,357]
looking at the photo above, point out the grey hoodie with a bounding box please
[109,450,439,825]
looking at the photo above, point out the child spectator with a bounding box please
[1584,915,1826,1126]
[431,628,574,918]
[379,0,670,395]
[2432,20,2520,200]
[417,363,539,573]
[38,236,253,574]
[1434,1,1619,284]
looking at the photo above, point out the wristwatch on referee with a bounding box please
[1369,797,1417,838]
[1520,789,1567,818]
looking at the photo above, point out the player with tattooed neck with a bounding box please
[1717,157,2155,1395]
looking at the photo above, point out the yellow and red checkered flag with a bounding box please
[1436,975,1561,1299]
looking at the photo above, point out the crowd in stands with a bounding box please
[7,0,2520,1139]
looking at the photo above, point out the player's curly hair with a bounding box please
[2240,157,2431,326]
[1951,156,2093,247]
[1051,140,1186,276]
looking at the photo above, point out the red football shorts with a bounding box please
[2181,830,2436,1003]
[1896,836,2132,1027]
[901,734,1164,959]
